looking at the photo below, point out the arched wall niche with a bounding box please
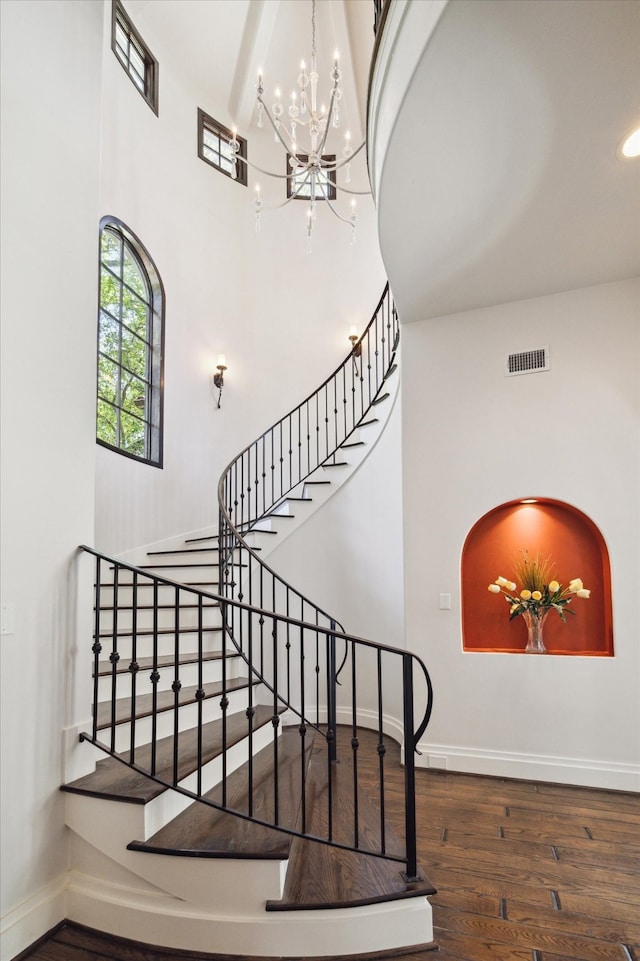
[461,499,613,655]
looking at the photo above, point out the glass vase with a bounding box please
[522,609,549,654]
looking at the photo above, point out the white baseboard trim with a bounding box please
[0,875,66,961]
[416,740,640,792]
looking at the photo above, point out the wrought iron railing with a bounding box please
[80,545,433,876]
[78,284,434,880]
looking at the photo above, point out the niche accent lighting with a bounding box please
[213,355,227,408]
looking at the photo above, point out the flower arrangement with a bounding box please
[488,551,591,622]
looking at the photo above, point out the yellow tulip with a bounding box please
[531,590,542,601]
[548,580,559,593]
[520,589,531,600]
[488,584,501,593]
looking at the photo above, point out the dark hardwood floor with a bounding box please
[21,736,640,961]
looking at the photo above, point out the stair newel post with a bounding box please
[171,585,181,786]
[401,652,421,883]
[109,563,120,754]
[91,556,102,743]
[129,570,139,765]
[150,578,160,777]
[327,620,338,764]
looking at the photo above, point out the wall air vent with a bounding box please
[505,346,549,376]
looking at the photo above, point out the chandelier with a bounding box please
[229,0,369,252]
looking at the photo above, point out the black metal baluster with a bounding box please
[285,587,291,704]
[402,653,420,881]
[324,383,329,463]
[333,374,339,461]
[129,570,139,765]
[315,391,320,467]
[272,617,280,825]
[367,326,372,406]
[220,598,229,807]
[342,364,347,441]
[298,624,307,835]
[92,556,102,742]
[196,593,204,797]
[279,421,283,499]
[351,643,359,849]
[150,578,160,776]
[109,564,120,754]
[377,648,386,853]
[172,586,181,786]
[297,408,302,484]
[246,616,255,817]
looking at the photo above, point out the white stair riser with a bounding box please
[95,605,221,632]
[95,584,219,607]
[94,630,225,661]
[65,725,285,910]
[100,685,254,754]
[96,655,243,700]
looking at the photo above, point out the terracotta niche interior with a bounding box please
[461,499,613,655]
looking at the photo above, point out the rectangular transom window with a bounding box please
[112,0,159,114]
[287,155,337,201]
[198,109,247,186]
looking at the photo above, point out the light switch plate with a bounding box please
[438,593,451,610]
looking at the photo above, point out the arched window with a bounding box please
[97,218,164,467]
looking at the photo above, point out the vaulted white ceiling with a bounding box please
[372,0,640,322]
[124,0,639,323]
[125,0,374,142]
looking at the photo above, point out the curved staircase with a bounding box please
[63,286,436,958]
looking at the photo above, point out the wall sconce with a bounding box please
[213,354,227,408]
[348,326,361,376]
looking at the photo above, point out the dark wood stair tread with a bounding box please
[95,676,254,729]
[128,727,313,860]
[62,705,281,804]
[268,727,436,912]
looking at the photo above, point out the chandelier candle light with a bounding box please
[488,551,591,654]
[229,0,369,251]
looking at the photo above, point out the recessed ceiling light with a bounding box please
[619,125,640,159]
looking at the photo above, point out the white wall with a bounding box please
[96,1,385,555]
[0,1,103,955]
[402,279,640,790]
